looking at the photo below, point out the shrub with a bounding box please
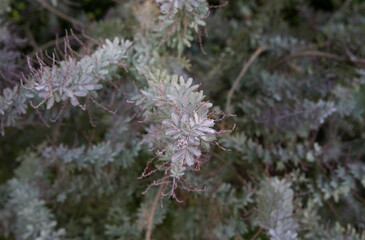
[0,0,365,239]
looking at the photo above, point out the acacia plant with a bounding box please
[1,0,365,239]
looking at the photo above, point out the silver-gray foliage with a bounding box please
[26,38,132,109]
[257,177,299,240]
[4,179,65,240]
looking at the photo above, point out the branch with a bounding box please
[145,184,164,240]
[270,49,365,70]
[270,50,345,70]
[36,0,85,27]
[27,35,69,59]
[328,0,352,22]
[225,46,266,113]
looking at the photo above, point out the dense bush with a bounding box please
[0,0,365,239]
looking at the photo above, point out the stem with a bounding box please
[269,49,365,70]
[251,227,263,240]
[36,0,85,27]
[273,50,345,69]
[225,46,266,113]
[328,0,352,22]
[145,184,164,240]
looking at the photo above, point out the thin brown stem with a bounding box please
[36,0,85,27]
[251,227,263,240]
[145,184,164,240]
[269,49,365,70]
[27,35,72,59]
[225,46,266,113]
[284,49,344,60]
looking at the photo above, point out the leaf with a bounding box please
[188,146,201,157]
[172,150,184,163]
[46,96,54,110]
[171,112,180,126]
[185,151,194,166]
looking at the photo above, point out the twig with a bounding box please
[36,0,85,27]
[28,35,68,59]
[251,227,263,240]
[269,49,365,70]
[270,50,345,69]
[225,46,266,113]
[25,24,40,49]
[145,184,164,240]
[337,0,352,13]
[328,0,352,22]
